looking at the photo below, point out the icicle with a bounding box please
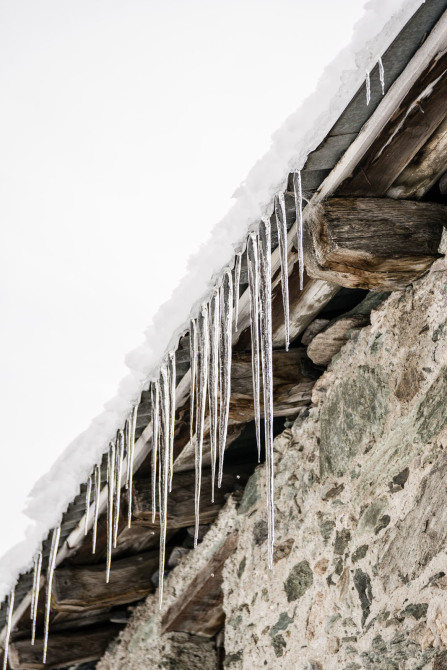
[127,406,138,528]
[31,552,42,645]
[158,364,170,608]
[259,217,275,570]
[366,70,371,105]
[124,420,129,491]
[3,588,14,670]
[151,380,160,523]
[92,463,101,554]
[218,269,233,488]
[194,304,209,547]
[233,252,242,332]
[293,170,304,291]
[378,56,385,95]
[106,442,115,583]
[274,192,290,351]
[189,319,198,447]
[168,351,176,493]
[113,430,124,548]
[208,289,220,502]
[247,232,262,462]
[84,475,92,536]
[43,525,61,664]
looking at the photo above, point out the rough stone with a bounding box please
[334,528,351,555]
[320,366,390,478]
[284,561,313,602]
[98,271,447,670]
[352,544,368,563]
[253,519,268,545]
[271,634,287,658]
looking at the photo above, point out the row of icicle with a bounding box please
[2,46,390,662]
[1,170,306,666]
[2,53,388,667]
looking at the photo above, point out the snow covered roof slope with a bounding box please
[0,0,442,616]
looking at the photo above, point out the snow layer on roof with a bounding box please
[0,0,425,601]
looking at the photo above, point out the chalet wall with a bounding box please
[98,262,447,669]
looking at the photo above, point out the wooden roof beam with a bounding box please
[303,197,446,290]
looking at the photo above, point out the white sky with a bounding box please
[0,0,366,559]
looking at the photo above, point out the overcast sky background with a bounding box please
[0,0,366,558]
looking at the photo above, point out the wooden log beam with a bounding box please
[52,550,158,612]
[304,197,445,290]
[162,531,238,637]
[9,627,117,670]
[132,464,251,528]
[337,51,447,197]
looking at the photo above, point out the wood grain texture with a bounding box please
[337,51,447,197]
[387,115,447,199]
[172,348,316,472]
[304,197,445,290]
[162,531,238,637]
[307,315,369,366]
[132,464,251,529]
[52,551,158,612]
[9,627,116,669]
[229,348,315,421]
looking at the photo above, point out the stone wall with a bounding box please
[98,265,447,669]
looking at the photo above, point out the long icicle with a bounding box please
[378,56,385,95]
[84,475,92,536]
[42,525,61,664]
[247,232,262,462]
[151,380,160,523]
[92,463,101,554]
[275,192,290,351]
[168,351,176,493]
[189,319,198,448]
[31,552,42,645]
[106,442,115,583]
[158,363,170,608]
[127,406,138,528]
[208,289,220,502]
[113,430,124,548]
[194,304,209,547]
[124,420,129,491]
[3,588,15,670]
[234,252,242,332]
[293,170,304,290]
[218,269,233,488]
[366,69,371,105]
[259,217,275,570]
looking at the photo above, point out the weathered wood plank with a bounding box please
[307,315,369,366]
[337,52,447,197]
[271,270,339,348]
[387,115,447,199]
[172,348,316,471]
[304,197,445,290]
[9,627,116,669]
[162,531,238,637]
[229,348,315,421]
[132,465,251,528]
[52,551,158,612]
